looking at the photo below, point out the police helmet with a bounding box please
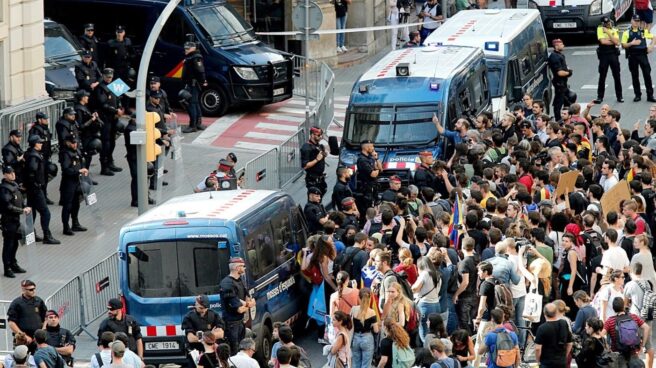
[84,138,102,155]
[115,118,128,133]
[178,88,192,102]
[147,162,155,176]
[47,163,58,182]
[127,68,137,80]
[63,107,76,116]
[566,90,578,104]
[28,135,44,146]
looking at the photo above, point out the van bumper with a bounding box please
[539,5,605,35]
[142,336,188,366]
[230,59,294,104]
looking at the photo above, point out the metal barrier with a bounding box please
[278,128,305,188]
[45,278,84,336]
[0,98,66,149]
[0,300,12,354]
[243,148,280,190]
[79,253,120,330]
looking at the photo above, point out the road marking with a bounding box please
[572,51,597,56]
[234,141,279,151]
[260,113,306,123]
[276,107,309,115]
[245,131,292,141]
[255,122,299,132]
[581,85,601,90]
[335,95,350,102]
[192,113,245,146]
[627,85,655,90]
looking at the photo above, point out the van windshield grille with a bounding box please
[189,5,255,46]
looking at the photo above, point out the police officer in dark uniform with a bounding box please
[56,107,81,156]
[413,151,436,190]
[24,135,60,245]
[219,257,254,355]
[7,280,46,350]
[29,112,56,204]
[59,135,88,236]
[74,90,102,173]
[300,126,327,195]
[381,175,402,203]
[93,68,125,176]
[149,75,175,121]
[2,130,25,188]
[332,166,353,210]
[75,50,102,93]
[79,23,100,63]
[0,167,30,278]
[548,39,573,115]
[182,295,225,362]
[622,14,656,102]
[44,310,76,366]
[181,41,207,133]
[355,139,383,216]
[304,186,328,234]
[146,89,171,190]
[123,116,154,207]
[595,17,623,104]
[106,25,134,82]
[97,298,143,359]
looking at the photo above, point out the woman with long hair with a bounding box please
[575,317,607,368]
[572,290,596,337]
[310,234,337,343]
[382,281,412,328]
[412,256,441,343]
[350,288,379,368]
[394,248,418,284]
[599,270,626,322]
[378,318,411,368]
[451,329,475,367]
[327,311,352,368]
[423,313,449,349]
[559,232,585,319]
[329,271,360,316]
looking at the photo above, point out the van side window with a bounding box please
[272,212,293,266]
[291,206,307,250]
[520,54,532,79]
[459,88,471,114]
[160,10,190,46]
[245,222,275,279]
[447,101,457,129]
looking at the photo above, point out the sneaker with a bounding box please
[336,47,342,53]
[341,46,348,52]
[318,338,330,345]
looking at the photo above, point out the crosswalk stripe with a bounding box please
[260,113,306,123]
[275,107,309,115]
[234,141,279,151]
[256,122,299,132]
[580,85,600,90]
[245,131,292,141]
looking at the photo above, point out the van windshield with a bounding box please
[189,4,256,46]
[45,24,81,63]
[345,105,439,147]
[487,59,505,98]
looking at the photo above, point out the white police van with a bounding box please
[529,0,631,35]
[425,9,550,115]
[338,45,490,182]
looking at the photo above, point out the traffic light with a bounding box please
[145,112,162,162]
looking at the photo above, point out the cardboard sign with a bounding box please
[553,170,580,200]
[600,180,631,215]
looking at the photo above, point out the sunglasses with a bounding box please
[25,288,36,291]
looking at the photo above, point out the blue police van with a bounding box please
[117,190,307,365]
[338,46,490,183]
[425,9,551,115]
[44,0,293,116]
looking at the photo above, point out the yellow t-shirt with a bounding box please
[597,26,619,41]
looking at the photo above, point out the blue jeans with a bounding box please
[514,296,526,346]
[351,332,374,368]
[446,294,459,334]
[418,300,441,344]
[336,15,347,47]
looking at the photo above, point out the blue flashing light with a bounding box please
[484,41,500,52]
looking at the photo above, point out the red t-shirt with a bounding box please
[603,313,644,353]
[632,214,647,235]
[518,174,534,192]
[393,264,418,285]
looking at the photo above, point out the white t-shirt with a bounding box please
[508,254,527,298]
[228,352,260,368]
[91,350,112,368]
[413,269,440,303]
[632,251,656,288]
[624,279,652,315]
[601,246,630,272]
[599,284,625,319]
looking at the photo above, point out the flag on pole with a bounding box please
[449,194,464,250]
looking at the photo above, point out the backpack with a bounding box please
[381,229,395,247]
[392,342,415,368]
[614,314,641,353]
[332,246,365,280]
[637,280,656,321]
[492,278,514,316]
[385,269,414,300]
[581,230,603,265]
[493,329,517,368]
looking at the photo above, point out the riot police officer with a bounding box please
[24,135,59,245]
[93,68,124,176]
[622,14,656,102]
[149,76,175,121]
[355,139,383,215]
[181,41,207,133]
[595,17,623,104]
[548,39,573,115]
[123,116,153,207]
[59,135,88,236]
[79,23,100,63]
[300,126,327,195]
[0,166,30,278]
[75,50,102,93]
[2,130,25,187]
[413,151,436,190]
[332,166,353,210]
[304,187,328,234]
[74,90,102,172]
[29,112,55,204]
[56,107,80,155]
[106,25,134,82]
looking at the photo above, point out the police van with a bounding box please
[117,190,307,365]
[338,46,490,182]
[529,0,631,35]
[425,9,550,115]
[45,0,293,116]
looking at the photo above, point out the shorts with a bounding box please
[643,320,653,350]
[636,8,654,24]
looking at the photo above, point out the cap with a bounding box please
[63,107,76,116]
[46,310,59,318]
[111,341,126,356]
[20,279,35,287]
[102,68,114,77]
[64,134,78,143]
[75,89,90,100]
[13,345,28,361]
[419,151,432,158]
[115,25,125,32]
[28,135,44,145]
[149,75,160,83]
[308,186,322,195]
[184,41,196,49]
[9,129,22,137]
[227,152,237,163]
[81,49,92,57]
[84,23,95,31]
[341,197,355,207]
[217,159,234,172]
[229,257,245,265]
[632,13,642,21]
[552,38,563,46]
[107,298,123,310]
[35,112,48,120]
[381,190,397,203]
[310,126,322,135]
[389,175,401,183]
[3,166,14,175]
[196,294,210,308]
[360,139,373,145]
[601,16,611,23]
[149,89,163,98]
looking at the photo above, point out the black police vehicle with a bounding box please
[44,19,83,103]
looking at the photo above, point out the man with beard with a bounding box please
[219,257,255,355]
[97,298,143,359]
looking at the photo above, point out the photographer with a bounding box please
[595,17,623,104]
[301,126,328,196]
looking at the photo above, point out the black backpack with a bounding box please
[384,269,414,300]
[581,230,603,265]
[332,246,365,280]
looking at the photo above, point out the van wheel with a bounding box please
[254,323,273,366]
[201,84,228,116]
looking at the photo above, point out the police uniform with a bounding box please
[29,113,55,204]
[0,167,27,278]
[56,108,81,158]
[355,149,378,213]
[622,17,655,102]
[304,187,327,234]
[44,311,76,366]
[2,131,25,186]
[181,295,225,352]
[59,136,85,235]
[74,91,102,170]
[123,117,139,206]
[300,134,327,195]
[596,19,623,102]
[106,26,134,82]
[219,260,249,355]
[24,136,59,244]
[413,162,437,190]
[548,41,571,114]
[97,298,142,353]
[6,281,47,344]
[332,177,353,210]
[79,23,100,63]
[181,42,207,133]
[75,52,102,93]
[93,68,123,175]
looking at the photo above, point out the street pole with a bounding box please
[135,0,181,214]
[303,0,310,127]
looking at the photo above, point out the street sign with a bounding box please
[292,1,323,33]
[107,78,131,97]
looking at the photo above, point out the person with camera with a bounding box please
[300,126,328,196]
[595,17,623,104]
[622,14,656,103]
[548,39,574,115]
[355,140,383,216]
[181,295,225,355]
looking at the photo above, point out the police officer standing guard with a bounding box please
[182,295,225,358]
[79,23,100,63]
[2,130,25,187]
[332,166,353,210]
[94,68,124,176]
[24,135,60,245]
[44,310,76,366]
[74,90,102,175]
[59,136,88,236]
[29,112,56,204]
[75,50,102,93]
[355,140,383,216]
[106,25,134,83]
[595,17,623,104]
[413,151,436,190]
[304,187,328,234]
[97,298,143,359]
[219,257,255,355]
[622,14,656,102]
[548,39,573,115]
[0,167,30,278]
[7,280,46,350]
[300,126,327,195]
[181,41,207,133]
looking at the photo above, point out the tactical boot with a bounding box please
[35,233,44,242]
[4,269,15,278]
[100,163,115,176]
[71,221,87,232]
[108,161,123,172]
[43,231,61,244]
[63,225,74,236]
[182,126,197,133]
[11,264,26,273]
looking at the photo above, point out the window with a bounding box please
[291,206,307,252]
[459,88,471,113]
[128,242,179,298]
[447,101,457,128]
[245,222,275,279]
[519,54,532,79]
[272,211,293,266]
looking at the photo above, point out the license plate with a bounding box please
[145,341,179,351]
[553,22,577,29]
[273,87,285,96]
